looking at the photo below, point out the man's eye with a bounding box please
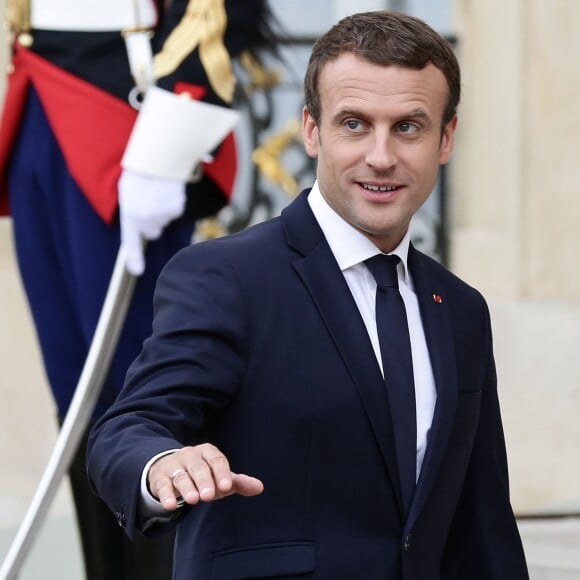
[345,119,364,131]
[399,122,419,134]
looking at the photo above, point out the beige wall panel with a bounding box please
[451,0,580,513]
[523,0,580,299]
[492,300,580,512]
[450,0,524,297]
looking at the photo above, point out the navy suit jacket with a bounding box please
[87,190,528,579]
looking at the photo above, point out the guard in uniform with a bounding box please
[0,1,276,578]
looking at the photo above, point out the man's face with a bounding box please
[302,52,457,253]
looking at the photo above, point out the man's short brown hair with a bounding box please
[304,11,460,128]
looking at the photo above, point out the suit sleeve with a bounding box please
[86,243,248,537]
[442,296,529,579]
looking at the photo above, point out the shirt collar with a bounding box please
[307,181,411,283]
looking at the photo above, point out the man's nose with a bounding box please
[365,132,397,170]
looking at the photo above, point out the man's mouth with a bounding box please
[360,183,400,192]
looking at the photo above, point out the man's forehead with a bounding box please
[319,52,446,86]
[318,54,449,117]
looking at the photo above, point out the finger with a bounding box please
[200,444,234,494]
[121,220,145,275]
[186,444,232,501]
[230,473,264,497]
[153,471,189,511]
[169,467,201,506]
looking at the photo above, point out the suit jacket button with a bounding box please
[403,533,412,551]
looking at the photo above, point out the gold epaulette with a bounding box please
[153,0,235,104]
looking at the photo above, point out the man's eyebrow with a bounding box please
[331,108,368,124]
[402,108,431,121]
[331,107,433,124]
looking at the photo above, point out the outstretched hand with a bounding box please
[147,443,264,511]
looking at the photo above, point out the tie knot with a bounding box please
[365,254,400,289]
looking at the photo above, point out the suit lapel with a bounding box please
[406,247,458,529]
[281,192,406,520]
[281,196,461,525]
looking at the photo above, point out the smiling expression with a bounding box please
[302,52,458,253]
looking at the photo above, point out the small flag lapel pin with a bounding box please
[432,293,443,304]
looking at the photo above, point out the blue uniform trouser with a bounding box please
[8,86,191,579]
[9,86,194,419]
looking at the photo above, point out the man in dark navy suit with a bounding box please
[88,10,529,579]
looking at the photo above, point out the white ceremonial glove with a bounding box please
[118,168,187,276]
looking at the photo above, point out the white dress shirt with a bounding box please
[308,181,437,480]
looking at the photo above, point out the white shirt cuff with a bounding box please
[139,449,185,527]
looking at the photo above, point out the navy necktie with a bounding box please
[365,254,417,514]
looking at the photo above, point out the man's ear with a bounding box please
[439,115,458,165]
[302,107,319,159]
